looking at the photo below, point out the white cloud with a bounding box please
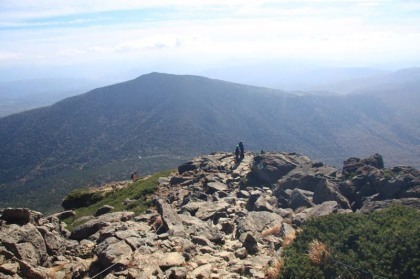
[0,51,22,61]
[0,0,419,79]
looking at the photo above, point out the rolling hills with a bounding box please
[0,72,419,213]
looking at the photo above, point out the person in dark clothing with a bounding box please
[239,141,244,160]
[235,145,240,162]
[130,172,137,181]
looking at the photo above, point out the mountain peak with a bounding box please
[0,72,418,214]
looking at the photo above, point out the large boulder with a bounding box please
[47,210,75,221]
[97,211,135,223]
[1,208,43,225]
[288,189,315,210]
[178,161,197,175]
[36,226,67,256]
[358,198,420,213]
[205,182,228,194]
[242,233,259,255]
[306,201,340,219]
[97,240,133,268]
[157,252,185,269]
[183,201,230,221]
[313,179,351,209]
[342,153,384,177]
[236,211,283,238]
[70,219,109,240]
[95,205,114,217]
[246,193,275,212]
[250,153,297,184]
[155,199,185,235]
[179,215,224,245]
[0,224,48,265]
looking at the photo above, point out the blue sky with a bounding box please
[1,0,420,81]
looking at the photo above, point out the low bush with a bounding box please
[279,205,420,279]
[64,169,173,229]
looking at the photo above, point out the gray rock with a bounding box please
[47,210,75,221]
[191,236,213,247]
[236,211,283,237]
[342,153,384,177]
[170,176,194,186]
[165,266,187,279]
[313,179,350,209]
[155,199,185,236]
[97,240,133,268]
[250,153,297,183]
[114,229,140,240]
[205,182,228,194]
[95,205,114,217]
[158,252,185,269]
[1,208,43,225]
[190,263,212,279]
[16,260,48,279]
[124,236,148,251]
[0,262,19,275]
[237,190,250,199]
[37,227,67,256]
[358,198,420,213]
[242,234,258,255]
[306,201,339,219]
[280,223,295,239]
[289,189,315,210]
[246,194,275,212]
[97,211,135,223]
[235,247,248,259]
[0,223,47,265]
[377,178,409,200]
[219,219,235,234]
[399,185,420,199]
[70,219,108,240]
[178,161,197,174]
[292,211,308,226]
[194,201,230,221]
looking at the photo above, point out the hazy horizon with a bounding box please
[1,1,420,84]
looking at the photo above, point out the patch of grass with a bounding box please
[382,168,395,179]
[262,225,281,237]
[265,259,284,279]
[64,169,173,229]
[279,205,420,279]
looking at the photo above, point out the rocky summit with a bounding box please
[0,152,419,278]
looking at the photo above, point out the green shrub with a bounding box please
[64,169,173,228]
[280,205,420,279]
[62,188,110,209]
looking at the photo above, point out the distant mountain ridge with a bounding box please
[318,67,420,94]
[0,78,103,117]
[0,72,419,212]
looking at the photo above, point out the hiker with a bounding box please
[235,145,240,162]
[239,141,244,160]
[130,172,137,181]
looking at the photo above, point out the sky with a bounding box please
[1,0,420,82]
